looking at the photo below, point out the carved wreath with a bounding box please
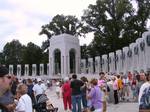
[140,41,145,51]
[134,46,139,55]
[127,49,132,57]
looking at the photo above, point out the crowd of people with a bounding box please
[0,65,150,112]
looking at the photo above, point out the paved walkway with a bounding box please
[45,86,139,112]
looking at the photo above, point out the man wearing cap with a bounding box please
[32,78,46,97]
[0,66,16,112]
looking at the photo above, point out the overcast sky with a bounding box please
[0,0,96,51]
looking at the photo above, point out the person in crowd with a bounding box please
[26,78,35,106]
[80,76,88,112]
[131,76,137,101]
[138,73,150,112]
[0,66,16,112]
[117,75,124,101]
[11,76,19,96]
[112,76,119,104]
[87,78,103,112]
[98,72,109,112]
[15,84,32,112]
[122,75,130,101]
[61,77,72,112]
[32,78,46,99]
[55,80,61,99]
[70,74,84,112]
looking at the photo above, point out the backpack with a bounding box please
[139,86,150,109]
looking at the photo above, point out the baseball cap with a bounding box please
[37,78,42,82]
[0,66,9,77]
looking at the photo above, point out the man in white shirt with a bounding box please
[32,78,46,97]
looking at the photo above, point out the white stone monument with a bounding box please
[115,50,122,74]
[80,59,86,74]
[9,65,13,74]
[143,30,150,72]
[17,64,21,77]
[102,54,108,72]
[40,64,44,75]
[32,64,37,76]
[95,56,100,74]
[47,64,49,75]
[24,64,29,76]
[129,43,135,73]
[49,34,80,78]
[136,38,144,72]
[108,52,115,73]
[88,58,93,74]
[122,47,129,74]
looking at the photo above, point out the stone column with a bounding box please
[122,47,129,74]
[95,56,100,74]
[17,64,21,77]
[24,64,29,76]
[108,52,115,73]
[115,50,122,74]
[129,43,135,73]
[32,64,37,76]
[88,58,93,74]
[40,64,44,75]
[136,38,144,72]
[47,63,49,76]
[80,59,86,74]
[143,30,150,72]
[9,65,13,74]
[102,54,108,73]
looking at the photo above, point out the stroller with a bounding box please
[33,94,58,112]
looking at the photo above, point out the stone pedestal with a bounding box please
[143,30,150,72]
[136,38,143,72]
[115,50,122,74]
[80,59,86,74]
[17,64,21,77]
[122,47,129,74]
[102,54,108,72]
[95,56,100,74]
[88,58,93,74]
[40,64,44,75]
[9,65,13,74]
[32,64,37,76]
[24,64,29,76]
[108,52,115,73]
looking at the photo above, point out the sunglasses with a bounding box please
[5,75,12,79]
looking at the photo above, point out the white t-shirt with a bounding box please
[138,82,150,104]
[33,83,45,96]
[15,94,32,112]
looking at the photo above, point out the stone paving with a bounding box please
[45,86,139,112]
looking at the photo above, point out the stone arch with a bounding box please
[69,48,76,73]
[53,49,61,74]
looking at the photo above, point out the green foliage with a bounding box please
[3,40,23,64]
[39,14,83,50]
[22,42,43,64]
[82,0,150,56]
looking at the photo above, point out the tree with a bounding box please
[22,42,43,64]
[39,14,83,50]
[82,0,150,55]
[3,40,23,65]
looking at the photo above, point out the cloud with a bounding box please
[0,0,96,51]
